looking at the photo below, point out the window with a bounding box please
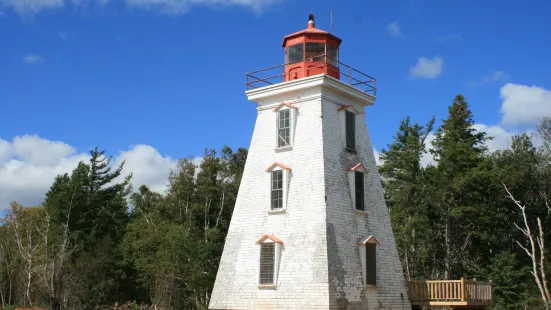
[339,105,360,152]
[358,235,379,286]
[273,103,297,149]
[257,234,283,288]
[355,171,365,211]
[326,44,339,66]
[286,43,304,64]
[305,42,325,62]
[277,109,290,147]
[259,243,275,285]
[345,110,356,150]
[271,170,283,210]
[365,242,376,286]
[265,162,291,213]
[348,163,368,213]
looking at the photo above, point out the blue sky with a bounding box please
[1,0,551,209]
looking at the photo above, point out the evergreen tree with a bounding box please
[41,147,132,309]
[379,116,435,280]
[429,94,489,279]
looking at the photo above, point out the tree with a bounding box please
[0,224,16,307]
[5,203,45,307]
[122,146,247,309]
[505,184,551,308]
[379,116,435,280]
[429,94,489,279]
[41,147,132,308]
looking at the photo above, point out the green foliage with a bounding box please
[382,95,551,307]
[480,252,530,309]
[2,98,551,309]
[379,115,435,280]
[0,145,246,309]
[120,146,247,309]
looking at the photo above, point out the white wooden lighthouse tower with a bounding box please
[210,14,410,310]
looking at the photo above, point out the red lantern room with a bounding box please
[282,13,342,81]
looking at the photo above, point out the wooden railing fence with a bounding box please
[408,278,492,302]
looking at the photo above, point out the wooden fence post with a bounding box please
[461,277,466,301]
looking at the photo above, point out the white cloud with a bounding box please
[418,124,538,167]
[2,0,279,17]
[386,21,401,37]
[373,148,381,166]
[469,71,509,87]
[112,144,177,194]
[23,54,44,64]
[436,33,462,43]
[420,132,437,167]
[0,140,11,164]
[126,0,279,14]
[12,135,74,165]
[1,0,63,17]
[409,56,443,79]
[474,124,513,150]
[500,83,551,126]
[0,135,185,210]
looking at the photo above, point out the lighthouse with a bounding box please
[209,14,410,310]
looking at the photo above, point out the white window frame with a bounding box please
[348,163,368,214]
[338,105,360,152]
[358,235,379,287]
[256,234,283,288]
[265,162,291,214]
[273,102,298,151]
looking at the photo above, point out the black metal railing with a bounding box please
[245,54,377,96]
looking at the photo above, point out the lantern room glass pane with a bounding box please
[305,42,325,62]
[327,44,339,66]
[286,43,304,64]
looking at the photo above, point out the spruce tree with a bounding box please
[379,116,435,280]
[430,94,489,279]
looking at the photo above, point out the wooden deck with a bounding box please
[408,278,492,309]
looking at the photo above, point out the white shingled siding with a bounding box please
[209,75,410,310]
[321,87,410,310]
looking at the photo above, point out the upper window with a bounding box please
[345,110,356,150]
[305,42,325,62]
[273,103,298,150]
[265,162,292,213]
[355,171,365,211]
[277,109,290,148]
[271,170,283,210]
[286,43,304,64]
[348,163,368,213]
[259,243,276,285]
[326,44,339,66]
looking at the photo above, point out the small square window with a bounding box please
[271,170,283,210]
[259,243,275,285]
[345,110,356,150]
[286,43,304,64]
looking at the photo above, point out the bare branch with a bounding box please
[504,183,550,306]
[514,222,529,236]
[537,217,551,302]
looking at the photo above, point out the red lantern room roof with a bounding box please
[245,13,377,97]
[282,13,342,47]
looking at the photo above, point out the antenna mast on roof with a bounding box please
[331,9,334,34]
